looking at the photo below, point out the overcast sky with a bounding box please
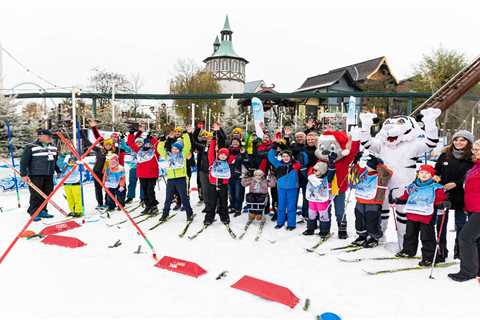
[1,0,479,95]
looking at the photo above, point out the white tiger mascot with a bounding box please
[358,108,441,249]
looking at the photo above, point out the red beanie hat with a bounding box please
[418,164,436,176]
[218,148,230,157]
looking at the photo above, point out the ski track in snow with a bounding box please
[0,171,478,320]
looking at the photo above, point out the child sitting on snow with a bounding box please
[391,164,449,266]
[241,169,277,222]
[351,153,393,248]
[302,154,337,238]
[103,154,126,213]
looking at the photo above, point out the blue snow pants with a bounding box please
[277,188,298,228]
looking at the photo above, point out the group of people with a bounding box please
[18,110,480,282]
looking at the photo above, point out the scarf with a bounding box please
[452,148,465,160]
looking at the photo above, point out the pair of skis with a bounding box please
[188,223,237,240]
[304,233,334,253]
[237,219,266,242]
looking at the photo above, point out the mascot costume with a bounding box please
[358,108,441,248]
[315,130,360,239]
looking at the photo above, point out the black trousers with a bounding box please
[106,187,126,210]
[458,213,480,277]
[28,175,54,215]
[204,183,229,224]
[163,177,193,218]
[140,177,158,210]
[93,171,104,206]
[354,203,383,239]
[199,171,210,207]
[403,217,436,260]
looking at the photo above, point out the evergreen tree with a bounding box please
[0,95,36,157]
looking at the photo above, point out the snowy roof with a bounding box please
[244,80,265,93]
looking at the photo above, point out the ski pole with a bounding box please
[6,122,21,208]
[57,133,158,260]
[0,137,102,265]
[0,158,69,216]
[77,123,86,223]
[429,208,447,279]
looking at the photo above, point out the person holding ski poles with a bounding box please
[392,164,449,267]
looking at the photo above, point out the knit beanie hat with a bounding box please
[281,149,293,157]
[135,137,144,144]
[218,148,230,157]
[172,141,184,151]
[452,130,474,145]
[418,164,436,176]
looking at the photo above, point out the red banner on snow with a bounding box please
[39,221,81,236]
[41,235,87,248]
[154,256,207,278]
[231,275,300,308]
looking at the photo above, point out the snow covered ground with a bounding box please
[0,172,478,320]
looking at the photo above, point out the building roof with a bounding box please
[244,80,265,93]
[214,36,220,46]
[296,69,358,92]
[329,56,387,81]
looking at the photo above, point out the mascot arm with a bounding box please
[359,112,381,154]
[414,108,441,155]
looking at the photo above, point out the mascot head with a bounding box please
[377,115,423,147]
[317,130,350,162]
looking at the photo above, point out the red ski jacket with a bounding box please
[464,161,480,213]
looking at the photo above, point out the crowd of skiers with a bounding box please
[18,119,480,283]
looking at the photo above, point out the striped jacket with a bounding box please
[20,140,60,176]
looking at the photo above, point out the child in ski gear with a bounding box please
[302,153,337,237]
[351,154,393,248]
[392,164,448,266]
[60,154,83,217]
[103,154,126,212]
[158,133,194,222]
[228,138,247,217]
[241,169,277,221]
[204,128,231,226]
[127,126,160,215]
[315,129,360,239]
[267,147,303,230]
[124,134,145,204]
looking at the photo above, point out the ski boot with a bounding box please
[448,272,476,282]
[159,212,169,222]
[38,210,54,219]
[363,237,378,248]
[418,258,433,267]
[149,207,159,216]
[318,231,330,240]
[233,209,242,217]
[338,222,348,239]
[286,226,296,231]
[351,236,367,247]
[395,250,415,258]
[125,198,133,204]
[302,229,315,236]
[187,215,194,222]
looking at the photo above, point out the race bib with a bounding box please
[405,184,436,215]
[211,161,231,179]
[168,154,184,169]
[354,173,378,200]
[306,177,330,202]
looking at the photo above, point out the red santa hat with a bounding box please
[322,130,350,157]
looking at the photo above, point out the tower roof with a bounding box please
[203,16,248,63]
[222,15,232,33]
